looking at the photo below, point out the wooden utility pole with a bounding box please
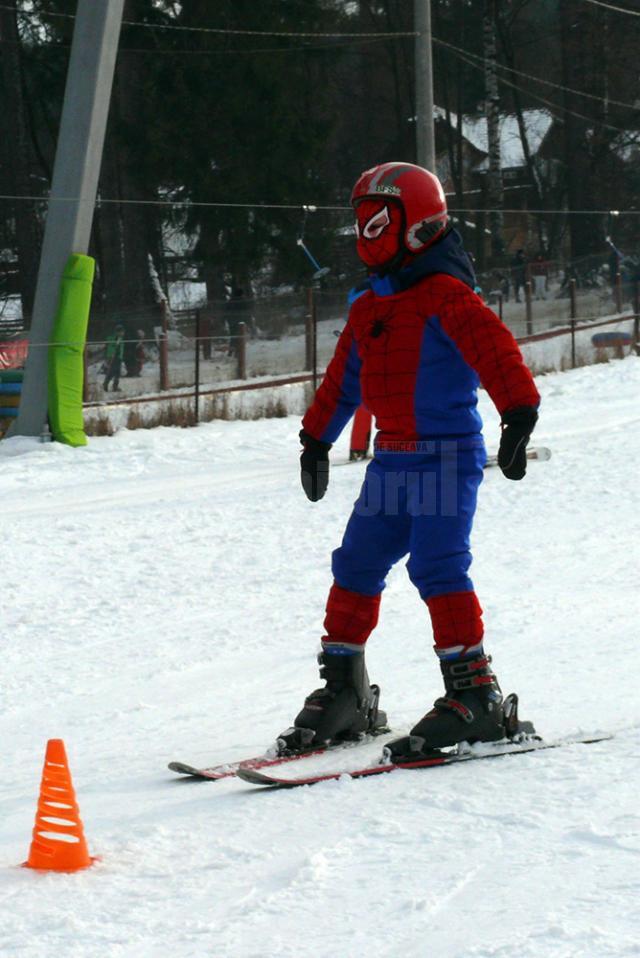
[414,0,436,172]
[11,0,125,438]
[483,0,504,260]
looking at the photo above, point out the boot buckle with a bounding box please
[451,676,474,691]
[448,655,490,678]
[434,696,475,724]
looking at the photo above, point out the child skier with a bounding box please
[278,162,540,761]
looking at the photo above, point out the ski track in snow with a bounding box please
[1,358,639,958]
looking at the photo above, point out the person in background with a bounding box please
[606,236,623,289]
[103,324,125,392]
[530,253,549,301]
[511,249,527,303]
[122,323,137,377]
[226,287,245,357]
[134,329,146,376]
[349,405,373,461]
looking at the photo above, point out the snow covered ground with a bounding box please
[1,358,639,958]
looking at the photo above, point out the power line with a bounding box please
[0,192,346,211]
[0,36,391,56]
[0,192,638,215]
[439,42,640,137]
[114,38,391,56]
[6,4,418,39]
[14,1,640,38]
[434,35,640,114]
[449,208,640,215]
[127,22,418,40]
[581,0,640,15]
[10,6,636,112]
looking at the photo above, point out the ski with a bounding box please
[235,733,611,789]
[168,726,392,780]
[337,446,551,469]
[168,758,282,781]
[484,445,551,469]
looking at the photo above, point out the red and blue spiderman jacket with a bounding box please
[302,230,540,448]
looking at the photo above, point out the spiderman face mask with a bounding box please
[354,198,404,270]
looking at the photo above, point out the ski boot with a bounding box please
[386,653,535,761]
[277,650,388,755]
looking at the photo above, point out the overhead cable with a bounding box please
[0,193,637,215]
[434,35,640,113]
[581,0,640,16]
[442,42,640,136]
[5,3,417,39]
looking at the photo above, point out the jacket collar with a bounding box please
[349,229,477,303]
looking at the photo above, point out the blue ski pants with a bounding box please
[331,444,486,600]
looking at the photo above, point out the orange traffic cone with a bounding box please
[24,739,95,872]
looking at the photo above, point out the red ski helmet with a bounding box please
[351,162,448,268]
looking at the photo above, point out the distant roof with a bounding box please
[435,107,554,169]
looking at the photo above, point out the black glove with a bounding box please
[498,406,538,481]
[300,429,332,501]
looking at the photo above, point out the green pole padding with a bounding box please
[47,253,95,446]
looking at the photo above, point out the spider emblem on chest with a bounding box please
[368,309,393,340]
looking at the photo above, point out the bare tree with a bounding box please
[0,0,42,322]
[483,0,503,260]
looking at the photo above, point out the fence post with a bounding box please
[237,321,247,380]
[305,288,314,371]
[159,301,169,391]
[310,287,318,393]
[497,292,503,322]
[194,308,201,424]
[201,309,212,360]
[615,271,623,313]
[525,281,533,336]
[82,345,89,403]
[569,277,577,320]
[569,277,577,369]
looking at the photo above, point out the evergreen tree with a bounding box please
[151,0,345,299]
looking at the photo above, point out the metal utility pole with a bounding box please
[11,0,125,438]
[483,0,504,261]
[414,0,436,172]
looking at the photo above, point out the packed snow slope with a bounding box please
[1,358,639,958]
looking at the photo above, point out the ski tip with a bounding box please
[567,733,612,745]
[168,761,198,774]
[532,446,552,461]
[236,767,291,787]
[168,761,229,779]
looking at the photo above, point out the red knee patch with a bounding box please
[323,583,381,648]
[426,591,484,653]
